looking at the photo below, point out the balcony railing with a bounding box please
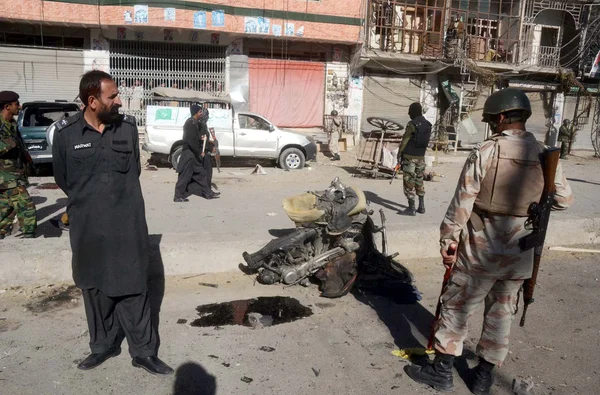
[522,45,560,68]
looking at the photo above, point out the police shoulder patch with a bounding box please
[55,113,81,133]
[122,114,137,126]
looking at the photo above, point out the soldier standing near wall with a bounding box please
[404,88,573,394]
[0,91,37,239]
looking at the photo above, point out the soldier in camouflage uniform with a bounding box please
[0,91,37,239]
[558,119,572,159]
[405,88,573,395]
[397,103,432,216]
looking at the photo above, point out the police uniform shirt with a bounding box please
[52,112,150,297]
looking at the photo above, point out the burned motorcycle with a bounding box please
[242,178,413,298]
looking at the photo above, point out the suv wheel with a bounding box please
[279,148,305,170]
[171,146,183,169]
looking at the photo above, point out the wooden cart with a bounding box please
[355,117,404,179]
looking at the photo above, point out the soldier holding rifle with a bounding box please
[405,88,573,394]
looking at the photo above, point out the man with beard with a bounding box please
[52,70,173,375]
[173,103,219,201]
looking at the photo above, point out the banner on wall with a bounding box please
[84,50,110,74]
[229,38,243,55]
[134,5,148,24]
[272,24,282,37]
[212,10,225,27]
[194,11,207,29]
[164,8,176,21]
[244,17,270,34]
[285,23,294,36]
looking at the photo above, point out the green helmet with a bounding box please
[482,88,531,122]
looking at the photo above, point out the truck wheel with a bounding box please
[279,148,305,170]
[171,146,183,169]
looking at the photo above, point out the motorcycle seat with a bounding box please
[282,193,325,223]
[282,186,367,224]
[348,186,367,216]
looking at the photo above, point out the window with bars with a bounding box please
[109,40,227,126]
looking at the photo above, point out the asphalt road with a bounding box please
[1,247,598,395]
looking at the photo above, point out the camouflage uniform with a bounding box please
[0,117,36,237]
[435,129,573,366]
[398,122,427,199]
[402,158,426,199]
[558,124,572,158]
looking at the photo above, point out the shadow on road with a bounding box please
[172,361,217,395]
[34,197,67,238]
[364,191,406,212]
[567,177,600,186]
[352,288,434,355]
[148,234,166,354]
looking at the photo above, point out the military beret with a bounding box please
[0,91,19,104]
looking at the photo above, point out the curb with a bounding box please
[1,217,599,287]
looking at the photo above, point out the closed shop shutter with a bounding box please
[0,46,83,103]
[361,75,422,132]
[249,59,325,128]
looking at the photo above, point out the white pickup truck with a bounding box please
[142,88,317,170]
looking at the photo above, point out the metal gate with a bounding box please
[109,40,227,126]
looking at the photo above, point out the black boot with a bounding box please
[77,346,121,370]
[405,353,454,392]
[132,356,174,375]
[470,359,494,395]
[417,196,426,214]
[331,154,341,161]
[401,199,417,216]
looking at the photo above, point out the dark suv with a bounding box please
[17,101,81,164]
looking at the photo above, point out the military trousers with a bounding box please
[433,270,523,366]
[560,140,570,158]
[327,131,339,156]
[0,185,37,237]
[82,288,158,358]
[401,157,426,200]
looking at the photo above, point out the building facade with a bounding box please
[358,0,600,151]
[1,0,364,129]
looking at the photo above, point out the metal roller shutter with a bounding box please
[0,46,83,103]
[361,75,422,132]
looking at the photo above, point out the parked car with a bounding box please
[18,101,81,165]
[142,88,317,170]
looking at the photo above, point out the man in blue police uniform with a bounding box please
[52,70,173,375]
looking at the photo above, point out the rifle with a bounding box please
[518,147,561,327]
[209,127,221,173]
[389,163,401,185]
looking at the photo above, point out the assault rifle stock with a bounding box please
[209,127,221,173]
[518,147,561,327]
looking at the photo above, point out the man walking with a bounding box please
[52,70,173,375]
[404,88,573,394]
[0,91,37,239]
[174,103,218,202]
[397,102,431,216]
[328,110,342,161]
[558,119,572,159]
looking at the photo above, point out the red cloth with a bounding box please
[249,59,325,128]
